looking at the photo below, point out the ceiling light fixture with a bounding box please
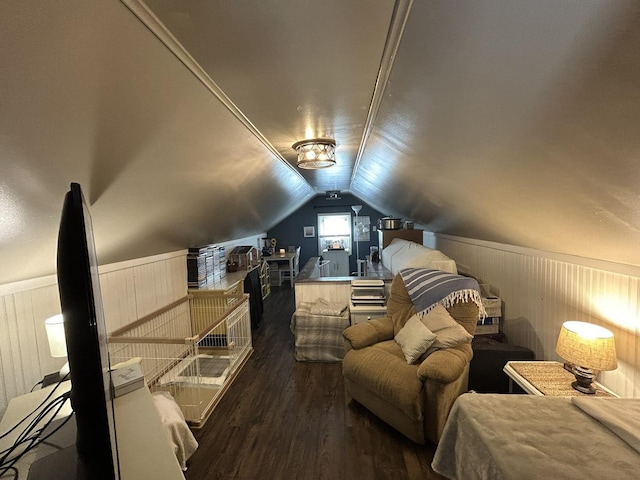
[292,138,336,169]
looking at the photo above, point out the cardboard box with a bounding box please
[475,317,500,335]
[481,296,502,318]
[111,363,144,397]
[476,316,500,335]
[477,316,500,326]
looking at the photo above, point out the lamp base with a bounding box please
[42,371,64,387]
[571,380,596,394]
[41,362,70,387]
[571,365,596,394]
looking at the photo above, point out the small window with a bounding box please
[317,212,352,254]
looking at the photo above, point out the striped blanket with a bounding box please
[400,268,485,319]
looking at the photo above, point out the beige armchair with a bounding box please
[342,273,478,444]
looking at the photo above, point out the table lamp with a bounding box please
[44,313,70,384]
[555,320,617,394]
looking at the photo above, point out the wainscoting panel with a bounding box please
[0,281,61,413]
[99,252,187,333]
[0,234,266,415]
[433,234,640,398]
[0,251,188,415]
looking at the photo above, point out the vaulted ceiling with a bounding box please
[1,0,640,285]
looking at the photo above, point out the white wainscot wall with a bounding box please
[0,233,266,415]
[427,233,640,399]
[0,251,187,415]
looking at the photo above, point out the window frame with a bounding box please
[316,212,352,255]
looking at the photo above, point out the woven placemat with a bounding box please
[511,362,614,397]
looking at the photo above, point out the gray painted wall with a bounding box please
[267,194,386,275]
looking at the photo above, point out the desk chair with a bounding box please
[280,246,300,285]
[269,262,281,287]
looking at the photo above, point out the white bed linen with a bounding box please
[432,393,640,480]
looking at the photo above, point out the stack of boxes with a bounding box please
[187,247,208,289]
[187,245,226,289]
[211,245,226,283]
[477,291,502,336]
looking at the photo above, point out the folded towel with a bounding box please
[310,297,348,316]
[152,391,199,471]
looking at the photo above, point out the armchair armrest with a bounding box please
[343,316,394,350]
[417,343,473,383]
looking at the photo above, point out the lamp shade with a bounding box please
[556,321,617,371]
[45,313,67,358]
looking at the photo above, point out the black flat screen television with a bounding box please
[53,182,120,479]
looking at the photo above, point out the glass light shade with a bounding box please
[556,320,617,371]
[292,138,336,169]
[45,313,68,358]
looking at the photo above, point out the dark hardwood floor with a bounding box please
[185,286,445,480]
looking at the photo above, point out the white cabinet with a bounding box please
[350,304,387,325]
[322,249,350,276]
[350,279,386,324]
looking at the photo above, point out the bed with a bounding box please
[432,393,640,480]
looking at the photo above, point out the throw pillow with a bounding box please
[391,307,417,336]
[394,315,437,364]
[421,304,473,349]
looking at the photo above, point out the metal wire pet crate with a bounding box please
[108,291,252,427]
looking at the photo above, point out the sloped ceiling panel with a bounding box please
[0,0,312,284]
[353,0,640,266]
[3,0,640,287]
[143,0,395,193]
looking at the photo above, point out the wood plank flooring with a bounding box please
[184,286,445,480]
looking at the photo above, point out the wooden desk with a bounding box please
[504,361,618,397]
[0,381,183,479]
[197,269,248,295]
[266,252,296,288]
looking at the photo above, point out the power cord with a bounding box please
[0,378,72,479]
[0,465,18,479]
[0,392,70,460]
[29,381,43,393]
[0,373,69,442]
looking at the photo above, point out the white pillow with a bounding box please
[421,304,473,349]
[395,315,437,364]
